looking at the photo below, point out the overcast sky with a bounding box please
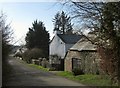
[0,1,68,45]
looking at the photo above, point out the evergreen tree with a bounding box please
[25,20,49,58]
[53,12,61,32]
[53,11,73,34]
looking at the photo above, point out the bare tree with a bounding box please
[61,1,120,85]
[0,12,13,61]
[1,11,14,86]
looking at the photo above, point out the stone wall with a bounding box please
[49,55,64,71]
[65,50,100,74]
[32,58,50,68]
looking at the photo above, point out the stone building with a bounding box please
[65,37,101,74]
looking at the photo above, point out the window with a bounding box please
[72,58,81,69]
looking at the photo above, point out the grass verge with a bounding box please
[28,64,49,71]
[56,71,117,86]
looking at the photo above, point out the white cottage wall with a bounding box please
[50,35,66,58]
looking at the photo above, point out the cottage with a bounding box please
[49,32,82,70]
[14,46,27,59]
[65,37,100,74]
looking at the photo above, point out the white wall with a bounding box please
[50,35,66,58]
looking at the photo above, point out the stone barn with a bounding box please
[65,38,100,74]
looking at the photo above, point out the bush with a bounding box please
[13,52,22,58]
[22,48,44,63]
[29,48,45,59]
[72,68,84,76]
[22,50,31,63]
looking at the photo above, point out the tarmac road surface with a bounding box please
[3,56,85,86]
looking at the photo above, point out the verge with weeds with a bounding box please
[56,71,117,86]
[28,64,49,71]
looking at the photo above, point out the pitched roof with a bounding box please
[57,34,82,44]
[70,37,97,51]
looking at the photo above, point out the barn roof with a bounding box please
[70,37,97,51]
[57,34,82,44]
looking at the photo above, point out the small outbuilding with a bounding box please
[65,37,100,74]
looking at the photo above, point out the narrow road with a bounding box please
[4,56,85,86]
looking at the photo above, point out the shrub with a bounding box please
[29,48,45,59]
[22,48,44,63]
[72,68,84,76]
[14,52,22,58]
[22,50,31,63]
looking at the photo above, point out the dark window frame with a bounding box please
[72,58,81,69]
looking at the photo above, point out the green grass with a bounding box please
[57,71,75,79]
[28,64,49,71]
[75,74,112,86]
[56,71,117,86]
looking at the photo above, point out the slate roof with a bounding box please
[57,34,82,44]
[70,37,97,51]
